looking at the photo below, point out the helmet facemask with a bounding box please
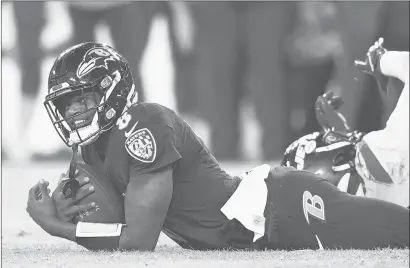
[44,71,123,147]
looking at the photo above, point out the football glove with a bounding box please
[354,37,388,91]
[315,91,352,133]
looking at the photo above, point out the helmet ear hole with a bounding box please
[333,153,346,166]
[333,147,355,166]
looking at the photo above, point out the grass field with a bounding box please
[2,161,409,268]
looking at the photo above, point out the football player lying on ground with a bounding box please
[26,42,409,251]
[283,38,409,208]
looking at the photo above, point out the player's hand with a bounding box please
[355,37,388,91]
[355,37,387,75]
[315,91,351,133]
[52,173,96,222]
[27,179,57,224]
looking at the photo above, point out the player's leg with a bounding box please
[264,167,409,250]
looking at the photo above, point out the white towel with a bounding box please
[221,164,270,242]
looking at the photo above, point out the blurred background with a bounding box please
[1,1,409,164]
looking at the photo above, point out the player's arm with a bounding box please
[379,51,409,83]
[118,165,173,250]
[117,119,180,250]
[379,50,409,131]
[28,110,180,250]
[27,166,173,251]
[354,48,409,206]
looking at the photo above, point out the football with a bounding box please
[70,162,125,224]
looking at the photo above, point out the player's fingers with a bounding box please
[64,202,97,217]
[73,184,95,202]
[28,183,41,201]
[34,179,50,200]
[366,51,371,58]
[354,60,367,68]
[35,188,42,200]
[377,37,384,47]
[29,180,50,200]
[78,176,91,187]
[38,179,51,199]
[367,53,374,71]
[354,60,372,75]
[73,204,100,222]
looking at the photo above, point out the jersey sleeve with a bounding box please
[354,56,409,207]
[357,80,409,185]
[124,119,182,176]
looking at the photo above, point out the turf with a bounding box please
[2,162,409,268]
[3,244,409,268]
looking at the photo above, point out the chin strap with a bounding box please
[122,84,138,114]
[61,145,81,199]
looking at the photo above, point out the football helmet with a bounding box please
[282,91,366,195]
[281,130,365,195]
[44,42,138,146]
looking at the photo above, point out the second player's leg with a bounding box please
[264,167,409,250]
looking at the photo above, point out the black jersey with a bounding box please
[81,103,253,249]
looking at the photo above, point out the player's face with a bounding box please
[64,92,102,129]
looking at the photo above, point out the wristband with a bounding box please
[75,222,126,251]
